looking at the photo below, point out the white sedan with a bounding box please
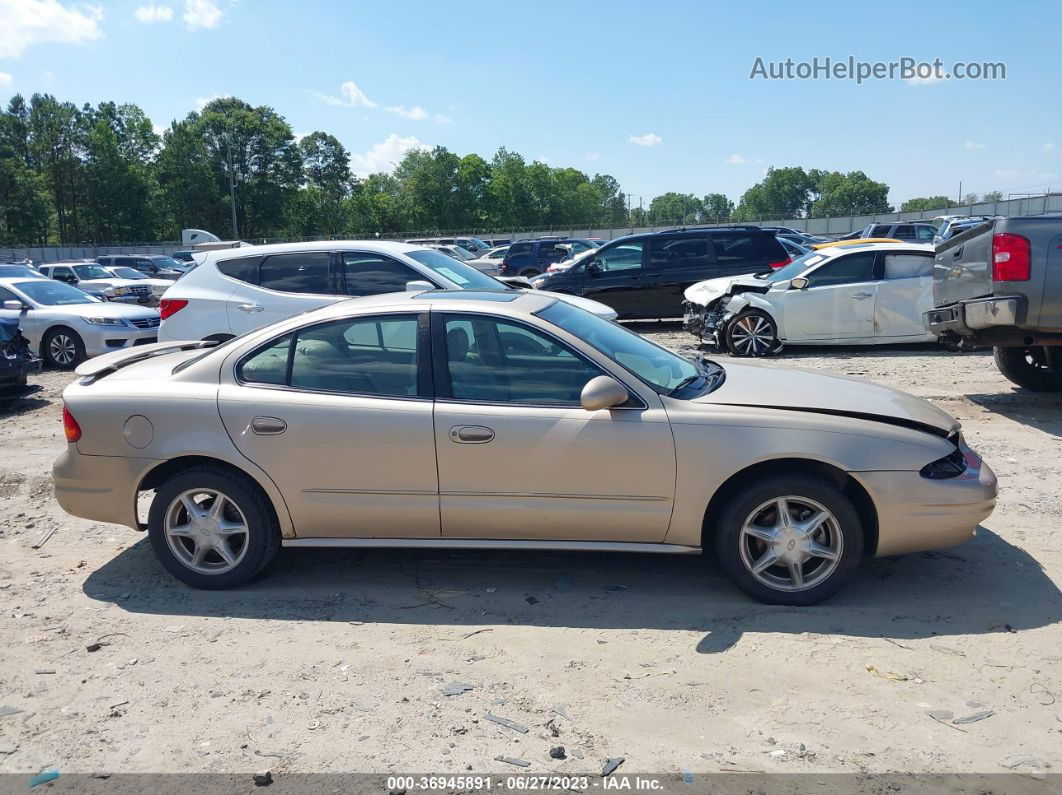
[683,242,935,356]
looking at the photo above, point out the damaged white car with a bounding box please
[683,242,936,356]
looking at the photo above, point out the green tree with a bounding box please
[156,117,223,235]
[982,190,1003,202]
[809,170,891,216]
[27,94,89,242]
[899,195,953,212]
[733,166,817,220]
[648,192,701,224]
[699,193,734,222]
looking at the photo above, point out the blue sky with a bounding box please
[2,0,1061,207]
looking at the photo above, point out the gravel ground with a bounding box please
[0,328,1060,782]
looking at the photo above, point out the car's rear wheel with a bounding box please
[993,345,1062,391]
[148,467,280,589]
[42,327,86,369]
[725,310,780,357]
[714,475,863,605]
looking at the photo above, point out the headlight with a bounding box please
[112,286,131,296]
[530,278,547,288]
[919,433,968,479]
[84,317,127,326]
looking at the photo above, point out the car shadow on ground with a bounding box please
[83,525,1060,654]
[0,394,49,418]
[967,391,1062,435]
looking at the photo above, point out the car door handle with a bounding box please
[851,292,874,299]
[237,303,264,313]
[251,416,287,435]
[449,425,494,444]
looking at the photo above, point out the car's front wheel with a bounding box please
[714,475,864,605]
[993,345,1062,391]
[42,327,86,369]
[147,467,280,589]
[724,310,780,357]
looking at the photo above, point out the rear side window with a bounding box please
[290,316,419,395]
[237,333,292,385]
[892,225,915,239]
[216,255,262,284]
[508,242,532,258]
[711,234,776,262]
[259,252,330,294]
[342,253,421,296]
[649,236,711,268]
[884,253,933,279]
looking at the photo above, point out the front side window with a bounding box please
[73,265,113,280]
[915,225,936,241]
[441,314,603,405]
[870,225,892,237]
[259,252,331,294]
[136,259,157,272]
[342,253,421,296]
[806,252,877,287]
[405,249,502,290]
[892,225,915,239]
[592,241,644,272]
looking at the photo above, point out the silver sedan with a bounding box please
[52,290,996,604]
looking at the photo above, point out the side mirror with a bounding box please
[3,300,25,311]
[405,280,435,292]
[790,276,809,290]
[580,375,629,412]
[587,261,602,276]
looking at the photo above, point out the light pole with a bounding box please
[226,129,238,240]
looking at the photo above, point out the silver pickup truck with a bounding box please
[924,215,1062,391]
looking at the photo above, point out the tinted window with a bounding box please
[290,316,419,396]
[649,236,711,268]
[406,250,502,290]
[259,252,331,294]
[892,225,915,240]
[237,334,292,385]
[0,286,19,303]
[507,242,532,259]
[342,253,421,296]
[216,255,262,284]
[883,252,933,279]
[711,234,772,262]
[806,252,877,287]
[593,241,644,272]
[915,225,935,241]
[442,315,602,404]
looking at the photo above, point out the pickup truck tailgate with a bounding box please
[933,222,993,307]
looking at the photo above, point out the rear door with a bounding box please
[647,235,719,317]
[217,311,439,538]
[711,232,787,276]
[226,251,341,336]
[874,251,935,338]
[783,251,879,340]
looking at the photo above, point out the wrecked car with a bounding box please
[0,316,42,401]
[683,242,936,356]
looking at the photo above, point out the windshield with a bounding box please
[539,300,718,395]
[73,265,114,280]
[111,267,147,280]
[406,249,507,290]
[151,256,182,269]
[14,280,98,305]
[762,250,827,283]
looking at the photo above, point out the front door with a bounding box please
[783,251,878,341]
[431,312,676,542]
[578,240,653,319]
[217,311,440,538]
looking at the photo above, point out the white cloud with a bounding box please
[385,104,428,120]
[312,80,378,109]
[994,168,1020,180]
[906,73,945,86]
[1045,143,1056,152]
[152,122,167,136]
[183,0,221,29]
[0,0,103,59]
[434,113,452,124]
[0,72,12,89]
[963,140,986,150]
[134,3,173,22]
[350,133,428,178]
[724,153,747,165]
[585,152,600,162]
[628,132,662,147]
[194,93,225,110]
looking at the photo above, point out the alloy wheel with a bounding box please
[164,489,250,575]
[738,495,843,592]
[48,334,77,366]
[729,314,775,355]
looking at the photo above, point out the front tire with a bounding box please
[147,467,280,589]
[725,310,780,357]
[993,345,1062,391]
[713,475,864,605]
[42,327,86,369]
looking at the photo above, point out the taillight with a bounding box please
[62,404,81,443]
[159,298,188,320]
[992,233,1031,281]
[768,257,792,269]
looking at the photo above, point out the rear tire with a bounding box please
[42,327,86,369]
[993,345,1062,391]
[713,475,864,605]
[147,467,280,589]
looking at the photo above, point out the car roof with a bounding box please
[813,241,934,259]
[197,239,428,264]
[277,288,557,323]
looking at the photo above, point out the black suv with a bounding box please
[530,227,789,319]
[95,254,183,280]
[499,237,600,277]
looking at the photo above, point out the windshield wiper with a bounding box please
[668,374,703,396]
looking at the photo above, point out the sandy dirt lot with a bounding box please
[0,329,1060,784]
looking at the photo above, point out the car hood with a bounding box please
[45,302,160,320]
[543,291,619,321]
[78,278,144,289]
[684,275,767,306]
[693,360,959,436]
